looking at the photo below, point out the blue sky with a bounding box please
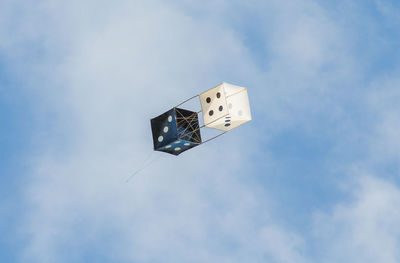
[2,0,400,262]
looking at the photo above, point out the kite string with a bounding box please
[126,151,157,182]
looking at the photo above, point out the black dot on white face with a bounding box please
[219,105,223,111]
[216,92,221,98]
[225,119,230,122]
[225,123,231,127]
[209,110,214,116]
[206,97,211,103]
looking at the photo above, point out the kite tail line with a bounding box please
[126,151,160,183]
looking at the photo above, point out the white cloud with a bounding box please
[314,175,400,263]
[3,0,400,262]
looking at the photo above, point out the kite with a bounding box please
[150,82,252,155]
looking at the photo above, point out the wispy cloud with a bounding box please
[314,175,400,263]
[1,0,400,262]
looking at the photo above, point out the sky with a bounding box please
[1,0,400,262]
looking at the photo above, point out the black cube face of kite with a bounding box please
[151,108,202,155]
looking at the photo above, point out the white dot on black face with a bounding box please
[174,147,181,151]
[209,110,214,116]
[225,123,231,127]
[206,97,211,103]
[165,145,171,149]
[163,126,169,133]
[158,136,164,142]
[219,105,223,111]
[184,143,190,146]
[168,116,172,122]
[216,92,221,98]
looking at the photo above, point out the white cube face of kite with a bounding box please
[199,85,229,126]
[200,82,252,131]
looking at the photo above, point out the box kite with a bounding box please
[151,82,252,155]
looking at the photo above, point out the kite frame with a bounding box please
[174,94,228,145]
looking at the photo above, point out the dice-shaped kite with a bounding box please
[199,82,252,131]
[151,107,202,155]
